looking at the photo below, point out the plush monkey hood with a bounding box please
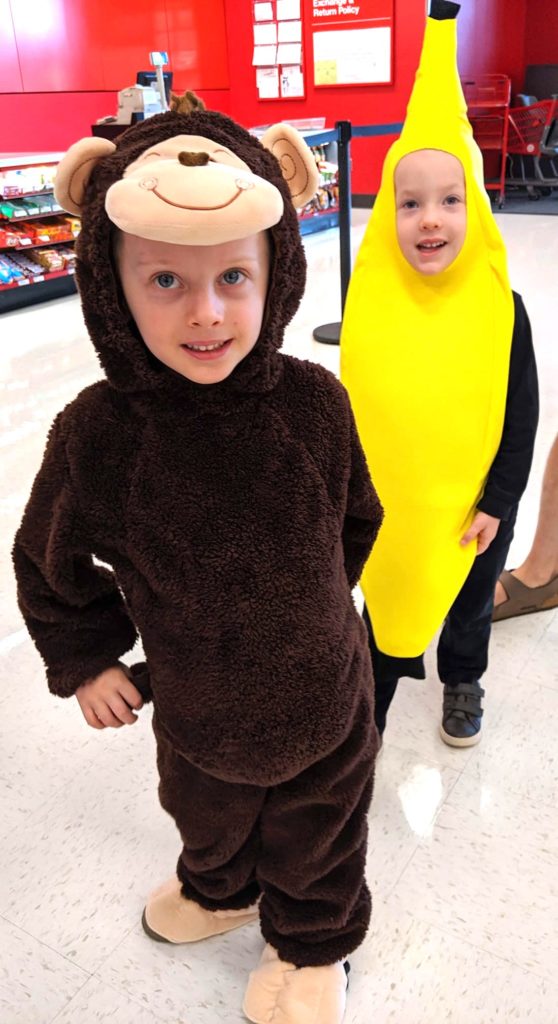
[55,110,318,403]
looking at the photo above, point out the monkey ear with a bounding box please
[54,137,117,214]
[260,123,319,208]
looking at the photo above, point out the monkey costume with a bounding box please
[13,105,383,1024]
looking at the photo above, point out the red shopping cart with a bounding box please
[506,98,558,194]
[461,74,511,207]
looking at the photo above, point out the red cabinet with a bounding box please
[6,0,229,95]
[11,0,103,92]
[100,0,170,91]
[0,0,23,92]
[166,0,229,92]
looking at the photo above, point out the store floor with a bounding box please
[1,210,557,1023]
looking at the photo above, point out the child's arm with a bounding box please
[13,414,138,700]
[342,401,384,588]
[477,293,539,523]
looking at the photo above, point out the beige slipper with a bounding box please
[142,876,259,944]
[243,944,349,1024]
[493,569,558,622]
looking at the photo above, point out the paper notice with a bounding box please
[257,67,280,98]
[254,22,278,45]
[278,20,301,43]
[280,65,304,98]
[277,0,300,20]
[277,42,302,64]
[253,45,278,66]
[254,2,274,21]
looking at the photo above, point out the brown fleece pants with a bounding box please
[154,695,376,967]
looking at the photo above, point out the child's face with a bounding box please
[394,149,467,275]
[117,231,270,385]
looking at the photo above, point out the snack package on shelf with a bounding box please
[64,216,81,237]
[0,225,24,247]
[57,247,77,269]
[35,248,65,272]
[10,251,49,276]
[0,253,35,283]
[0,199,28,219]
[20,198,40,215]
[3,223,34,246]
[0,256,26,284]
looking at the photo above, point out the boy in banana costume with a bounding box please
[341,0,538,746]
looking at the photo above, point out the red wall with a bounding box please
[0,90,231,155]
[457,0,527,95]
[221,0,530,195]
[0,0,230,153]
[0,0,537,193]
[223,0,426,195]
[524,0,558,65]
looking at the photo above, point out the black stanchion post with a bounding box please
[313,120,352,345]
[311,121,403,346]
[338,119,353,314]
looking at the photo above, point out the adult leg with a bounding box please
[437,508,517,745]
[494,434,558,614]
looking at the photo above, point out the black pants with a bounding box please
[364,507,517,734]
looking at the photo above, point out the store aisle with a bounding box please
[1,210,557,1024]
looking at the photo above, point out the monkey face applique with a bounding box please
[105,135,284,245]
[53,121,318,246]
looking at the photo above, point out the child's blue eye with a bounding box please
[222,269,244,285]
[155,273,178,289]
[402,199,418,210]
[445,195,461,205]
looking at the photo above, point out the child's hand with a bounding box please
[460,511,501,555]
[75,666,144,729]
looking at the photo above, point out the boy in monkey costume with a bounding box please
[14,102,383,1023]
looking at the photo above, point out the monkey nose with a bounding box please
[178,151,211,167]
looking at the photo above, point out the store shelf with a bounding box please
[1,235,77,253]
[1,188,58,200]
[0,154,79,313]
[299,209,339,236]
[0,268,77,313]
[0,266,75,292]
[0,208,64,223]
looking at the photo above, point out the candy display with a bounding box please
[0,156,78,305]
[0,163,58,199]
[297,145,339,221]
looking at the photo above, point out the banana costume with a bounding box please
[341,10,514,657]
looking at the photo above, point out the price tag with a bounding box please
[17,279,30,286]
[37,234,50,242]
[32,274,45,283]
[19,238,32,246]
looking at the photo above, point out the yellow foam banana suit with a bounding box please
[340,9,514,657]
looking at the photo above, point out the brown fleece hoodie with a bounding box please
[13,109,383,785]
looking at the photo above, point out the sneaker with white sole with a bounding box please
[440,680,484,747]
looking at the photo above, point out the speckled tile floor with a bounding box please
[1,208,557,1024]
